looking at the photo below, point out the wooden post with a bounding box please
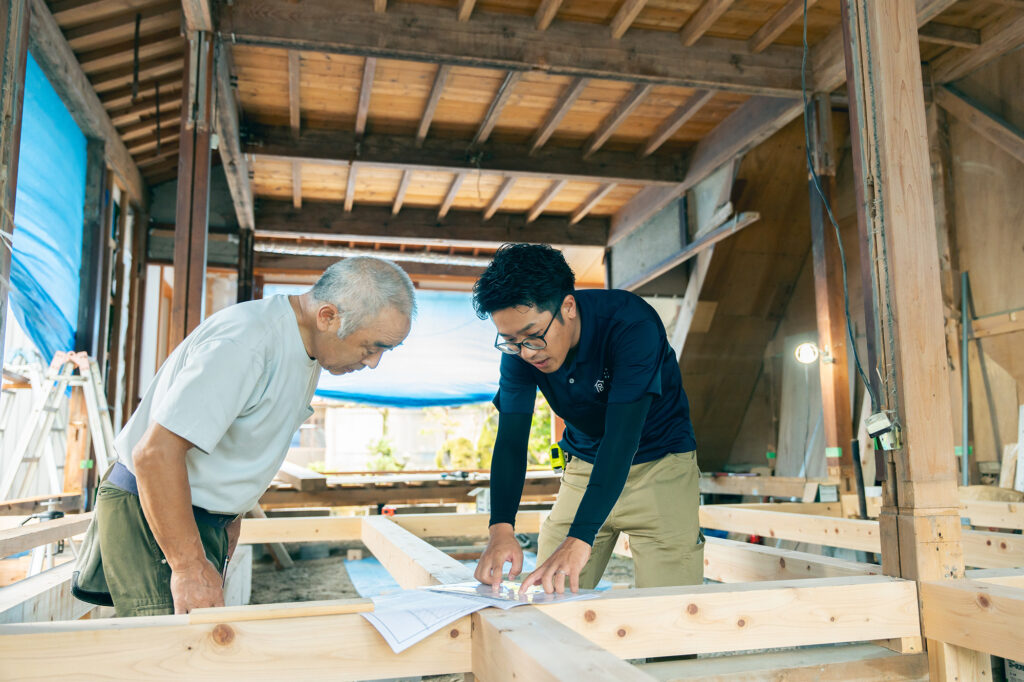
[121,206,148,419]
[0,0,29,364]
[75,139,107,358]
[236,227,254,303]
[170,32,214,350]
[105,203,130,423]
[807,93,855,493]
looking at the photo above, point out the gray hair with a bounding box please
[311,257,416,339]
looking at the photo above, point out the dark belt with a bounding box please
[107,461,239,529]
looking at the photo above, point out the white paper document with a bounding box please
[361,589,485,653]
[424,580,601,609]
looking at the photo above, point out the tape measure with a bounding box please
[550,444,566,473]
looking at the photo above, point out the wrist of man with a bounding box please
[164,541,211,573]
[488,522,515,538]
[566,527,596,547]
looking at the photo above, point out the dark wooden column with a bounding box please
[75,139,107,357]
[122,207,148,418]
[105,203,131,423]
[806,94,855,493]
[236,228,255,303]
[170,31,214,349]
[0,0,30,362]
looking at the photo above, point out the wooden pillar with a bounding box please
[236,228,254,303]
[170,31,213,349]
[806,93,855,493]
[75,139,107,358]
[0,0,29,363]
[105,202,130,423]
[121,207,148,419]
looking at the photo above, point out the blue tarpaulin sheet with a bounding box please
[265,286,501,408]
[8,54,86,361]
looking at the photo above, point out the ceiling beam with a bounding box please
[570,183,615,225]
[529,76,587,154]
[438,172,465,219]
[918,22,980,49]
[373,0,386,13]
[483,177,515,220]
[456,0,476,22]
[355,56,376,136]
[930,11,1024,83]
[213,40,254,230]
[287,50,300,134]
[415,64,450,147]
[182,0,214,32]
[243,125,685,185]
[344,162,358,212]
[254,200,609,248]
[679,0,735,47]
[748,0,815,54]
[291,162,302,208]
[639,88,715,157]
[27,0,146,206]
[218,0,805,97]
[64,1,180,44]
[392,169,412,216]
[526,179,567,223]
[472,70,522,146]
[534,0,563,31]
[254,252,484,281]
[610,0,648,40]
[935,85,1024,164]
[582,83,652,158]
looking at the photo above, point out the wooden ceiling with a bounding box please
[44,0,1019,229]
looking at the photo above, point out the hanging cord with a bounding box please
[800,0,880,412]
[131,13,141,103]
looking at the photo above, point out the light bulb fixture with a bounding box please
[794,342,819,364]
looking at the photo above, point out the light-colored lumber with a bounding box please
[637,643,927,681]
[539,576,920,660]
[999,444,1018,488]
[928,640,993,681]
[931,11,1024,83]
[472,71,523,146]
[391,169,412,216]
[391,511,545,538]
[275,461,327,492]
[639,89,715,157]
[529,77,588,154]
[239,515,363,545]
[355,56,376,136]
[482,176,516,220]
[935,86,1024,165]
[181,0,213,31]
[0,514,92,559]
[961,529,1024,568]
[213,38,255,230]
[747,0,816,53]
[698,476,817,499]
[344,162,357,212]
[702,537,880,583]
[973,311,1024,339]
[966,567,1024,588]
[526,179,567,223]
[960,498,1024,530]
[918,22,981,49]
[243,506,293,569]
[921,578,1024,661]
[0,563,92,624]
[188,597,373,624]
[361,516,473,588]
[472,607,653,681]
[0,610,472,679]
[583,83,652,158]
[287,49,300,133]
[415,64,451,146]
[679,0,734,47]
[534,0,563,30]
[570,183,615,225]
[456,0,476,22]
[438,172,465,219]
[609,0,648,40]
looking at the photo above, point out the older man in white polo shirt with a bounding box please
[73,257,415,616]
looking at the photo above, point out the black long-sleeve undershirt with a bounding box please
[489,395,653,546]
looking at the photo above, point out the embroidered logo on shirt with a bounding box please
[594,367,611,393]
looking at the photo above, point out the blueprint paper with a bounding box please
[424,581,601,609]
[361,590,485,653]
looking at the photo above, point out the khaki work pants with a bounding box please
[537,450,704,589]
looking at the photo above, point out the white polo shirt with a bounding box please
[115,295,320,514]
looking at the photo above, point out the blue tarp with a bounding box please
[265,285,501,408]
[8,54,87,361]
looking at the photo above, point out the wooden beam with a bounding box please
[287,49,300,134]
[344,162,357,212]
[698,475,816,498]
[609,95,803,245]
[355,56,375,136]
[617,211,759,291]
[921,579,1024,661]
[482,176,515,220]
[609,0,647,39]
[935,85,1024,165]
[255,200,608,248]
[570,183,615,225]
[639,88,715,158]
[972,310,1024,338]
[679,0,734,47]
[373,0,386,13]
[472,608,653,682]
[669,248,714,360]
[526,179,567,223]
[170,33,214,350]
[76,139,107,358]
[245,125,683,185]
[702,537,881,583]
[391,169,411,216]
[181,0,213,32]
[415,64,450,147]
[0,563,93,625]
[0,514,92,558]
[213,39,254,230]
[930,11,1024,83]
[456,0,475,22]
[26,0,146,205]
[361,516,474,587]
[529,76,587,154]
[534,0,563,31]
[583,83,652,158]
[918,22,980,48]
[472,70,522,147]
[219,0,806,97]
[291,161,302,208]
[0,493,83,516]
[965,567,1024,588]
[438,172,465,219]
[275,461,326,492]
[748,0,816,53]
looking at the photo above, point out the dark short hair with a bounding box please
[473,243,576,319]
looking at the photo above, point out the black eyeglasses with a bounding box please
[495,313,557,355]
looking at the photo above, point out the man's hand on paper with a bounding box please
[519,536,591,596]
[475,523,524,588]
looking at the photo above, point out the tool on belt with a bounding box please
[550,444,571,473]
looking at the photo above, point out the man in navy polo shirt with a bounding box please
[473,243,704,594]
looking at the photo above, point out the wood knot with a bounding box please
[211,624,234,646]
[449,628,460,638]
[737,619,746,628]
[1000,542,1007,550]
[686,603,698,615]
[977,594,990,609]
[584,610,596,622]
[617,628,627,638]
[778,558,786,568]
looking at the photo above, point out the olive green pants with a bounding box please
[537,450,704,589]
[94,481,229,617]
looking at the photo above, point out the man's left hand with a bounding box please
[519,537,591,595]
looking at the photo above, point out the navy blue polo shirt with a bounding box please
[493,289,696,463]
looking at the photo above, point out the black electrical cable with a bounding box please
[800,0,880,412]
